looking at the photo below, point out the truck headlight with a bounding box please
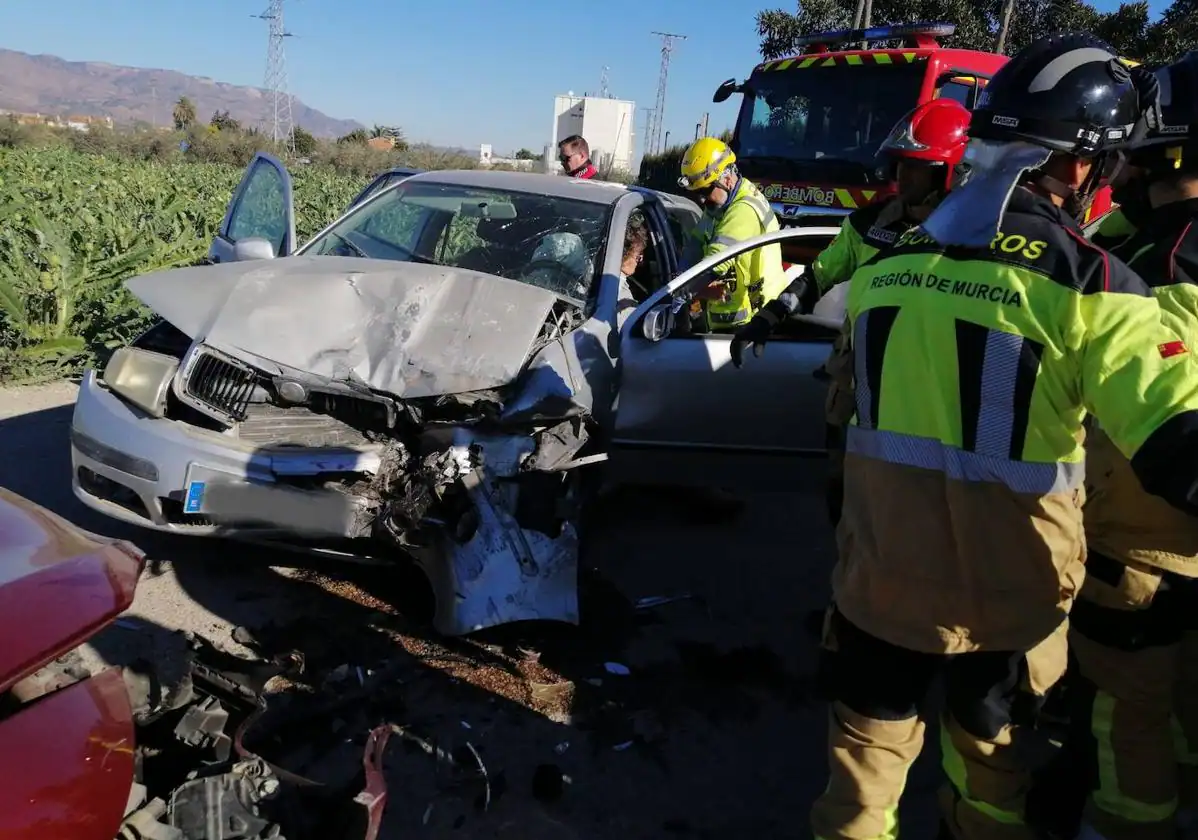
[102,347,179,418]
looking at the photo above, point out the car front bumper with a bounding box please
[70,369,581,636]
[70,370,379,537]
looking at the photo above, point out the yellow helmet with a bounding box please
[678,137,737,191]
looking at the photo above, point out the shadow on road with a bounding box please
[0,397,946,839]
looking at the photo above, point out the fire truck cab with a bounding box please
[715,22,1124,263]
[715,22,1006,261]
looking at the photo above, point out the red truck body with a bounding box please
[717,23,1114,262]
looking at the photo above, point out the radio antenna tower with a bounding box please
[254,0,295,151]
[600,65,611,98]
[648,31,686,156]
[639,106,654,157]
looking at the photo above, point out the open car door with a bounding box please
[208,152,297,263]
[611,227,845,493]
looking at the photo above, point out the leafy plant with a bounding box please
[0,147,363,382]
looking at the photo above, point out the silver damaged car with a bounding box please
[70,154,845,635]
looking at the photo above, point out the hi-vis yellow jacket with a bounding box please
[1084,197,1198,581]
[812,198,915,428]
[835,188,1198,655]
[686,178,788,331]
[812,197,911,292]
[1089,206,1139,253]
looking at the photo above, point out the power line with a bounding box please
[253,0,295,151]
[648,31,686,156]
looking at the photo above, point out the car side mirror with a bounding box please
[713,78,741,104]
[232,237,276,261]
[640,303,676,343]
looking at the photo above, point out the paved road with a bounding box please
[0,381,940,839]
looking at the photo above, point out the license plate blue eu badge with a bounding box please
[184,480,206,514]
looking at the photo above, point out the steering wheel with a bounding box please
[522,259,585,298]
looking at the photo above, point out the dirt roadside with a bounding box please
[0,380,941,839]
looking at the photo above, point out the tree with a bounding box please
[369,124,403,141]
[338,128,369,145]
[172,97,196,131]
[209,110,241,132]
[514,148,539,160]
[290,126,317,156]
[754,0,1197,59]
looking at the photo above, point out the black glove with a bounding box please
[730,298,789,368]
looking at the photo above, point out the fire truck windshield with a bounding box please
[735,62,926,182]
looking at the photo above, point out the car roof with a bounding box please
[400,168,688,209]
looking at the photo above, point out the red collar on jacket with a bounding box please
[571,162,597,179]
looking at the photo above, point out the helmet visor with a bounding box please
[919,139,1051,248]
[881,117,929,156]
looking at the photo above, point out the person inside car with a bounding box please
[617,212,649,330]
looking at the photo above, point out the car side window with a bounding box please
[227,163,288,253]
[665,207,698,260]
[349,174,392,209]
[623,209,666,304]
[937,81,976,108]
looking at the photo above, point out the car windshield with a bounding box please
[736,61,926,172]
[304,180,611,302]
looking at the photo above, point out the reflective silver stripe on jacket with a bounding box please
[738,188,774,230]
[846,426,1084,495]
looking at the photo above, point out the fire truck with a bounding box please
[712,22,1116,261]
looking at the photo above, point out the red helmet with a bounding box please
[880,98,971,189]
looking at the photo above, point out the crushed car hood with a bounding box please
[126,256,561,398]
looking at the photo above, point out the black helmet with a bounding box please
[970,33,1142,157]
[1125,51,1198,174]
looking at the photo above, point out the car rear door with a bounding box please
[610,227,844,492]
[208,152,297,263]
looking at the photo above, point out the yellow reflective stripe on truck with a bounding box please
[755,52,923,71]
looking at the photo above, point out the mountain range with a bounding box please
[0,48,364,138]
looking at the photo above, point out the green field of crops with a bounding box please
[0,146,367,383]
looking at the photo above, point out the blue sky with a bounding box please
[0,0,1160,157]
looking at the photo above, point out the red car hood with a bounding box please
[0,488,144,693]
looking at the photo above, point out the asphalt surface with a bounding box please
[0,380,941,839]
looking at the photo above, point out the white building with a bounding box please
[552,93,636,175]
[478,143,538,171]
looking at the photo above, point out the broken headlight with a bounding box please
[102,346,179,418]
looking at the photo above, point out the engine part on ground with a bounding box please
[116,797,185,840]
[173,695,232,764]
[167,766,284,840]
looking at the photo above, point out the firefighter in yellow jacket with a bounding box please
[810,34,1198,840]
[1067,52,1198,840]
[677,137,788,332]
[729,97,972,526]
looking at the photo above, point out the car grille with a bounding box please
[310,392,394,432]
[237,403,372,448]
[180,347,258,422]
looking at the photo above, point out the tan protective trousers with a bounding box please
[1069,558,1198,840]
[811,608,1068,840]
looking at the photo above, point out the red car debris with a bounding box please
[0,488,399,840]
[0,487,144,840]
